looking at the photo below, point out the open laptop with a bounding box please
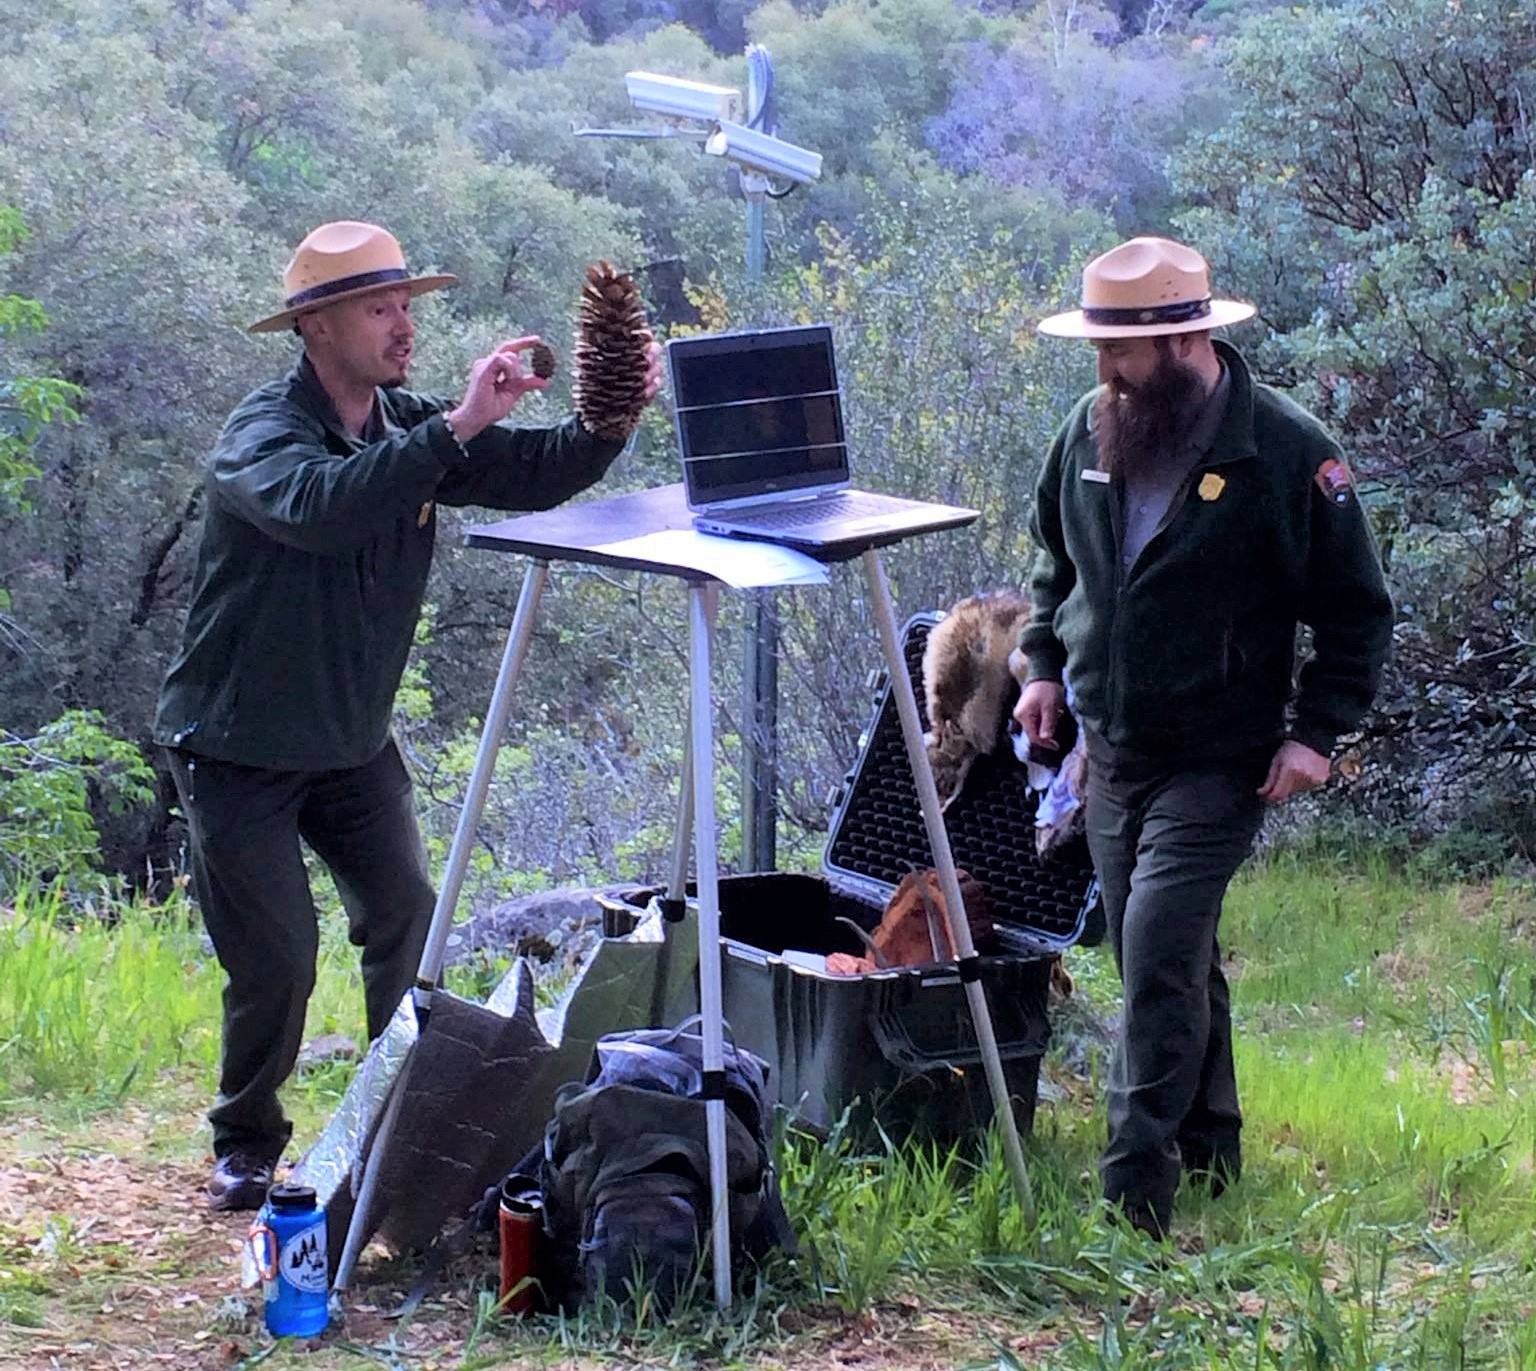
[668,324,978,551]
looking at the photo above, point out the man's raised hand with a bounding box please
[447,337,550,442]
[641,338,664,405]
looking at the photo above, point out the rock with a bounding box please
[295,1033,359,1072]
[1050,999,1117,1083]
[442,884,654,968]
[1035,1074,1070,1104]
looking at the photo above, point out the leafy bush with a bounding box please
[0,711,156,891]
[0,205,81,584]
[1173,0,1536,850]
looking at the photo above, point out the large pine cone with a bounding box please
[573,261,651,442]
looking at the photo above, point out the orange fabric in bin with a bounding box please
[826,869,991,975]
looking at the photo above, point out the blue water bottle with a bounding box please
[250,1183,330,1338]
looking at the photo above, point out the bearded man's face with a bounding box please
[1090,336,1207,476]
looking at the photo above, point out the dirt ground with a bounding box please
[1,1123,1049,1371]
[0,1144,472,1370]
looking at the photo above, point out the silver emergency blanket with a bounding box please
[292,899,698,1260]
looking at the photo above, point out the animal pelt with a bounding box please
[826,868,991,975]
[923,592,1033,810]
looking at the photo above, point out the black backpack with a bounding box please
[539,1018,794,1308]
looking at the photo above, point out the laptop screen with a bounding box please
[668,325,850,507]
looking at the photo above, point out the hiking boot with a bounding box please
[1111,1197,1169,1242]
[207,1151,276,1212]
[1180,1143,1241,1199]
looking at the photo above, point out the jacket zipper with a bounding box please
[1106,474,1127,734]
[1107,463,1209,735]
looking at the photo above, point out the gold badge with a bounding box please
[1197,472,1226,502]
[417,501,433,528]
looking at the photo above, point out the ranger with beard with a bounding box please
[1012,237,1392,1239]
[154,221,661,1210]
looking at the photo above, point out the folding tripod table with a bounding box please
[331,482,1034,1310]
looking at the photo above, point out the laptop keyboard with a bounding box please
[734,491,912,530]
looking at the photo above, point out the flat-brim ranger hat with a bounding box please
[1037,236,1256,340]
[247,220,456,334]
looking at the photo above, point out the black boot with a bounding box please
[207,1150,277,1212]
[1180,1141,1241,1199]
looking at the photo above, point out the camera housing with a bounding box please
[624,71,742,123]
[704,120,823,185]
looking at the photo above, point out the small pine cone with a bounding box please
[572,261,651,442]
[528,342,557,380]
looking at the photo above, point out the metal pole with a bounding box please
[861,550,1038,1227]
[740,589,778,872]
[739,194,777,874]
[739,47,778,875]
[745,195,765,285]
[330,1069,407,1302]
[690,582,734,1308]
[332,560,550,1297]
[415,561,551,1007]
[738,183,776,873]
[669,728,695,904]
[667,586,718,903]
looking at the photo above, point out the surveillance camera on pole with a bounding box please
[624,71,741,124]
[583,53,821,880]
[704,120,822,186]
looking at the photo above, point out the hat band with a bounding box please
[285,266,410,310]
[1081,297,1212,327]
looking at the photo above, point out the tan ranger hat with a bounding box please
[1038,236,1256,340]
[248,221,455,334]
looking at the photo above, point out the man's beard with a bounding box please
[1092,345,1208,478]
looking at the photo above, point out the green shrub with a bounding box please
[0,710,156,892]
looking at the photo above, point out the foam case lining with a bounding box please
[824,613,1094,950]
[716,613,1096,1140]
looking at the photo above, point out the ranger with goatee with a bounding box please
[1013,237,1392,1239]
[155,221,660,1210]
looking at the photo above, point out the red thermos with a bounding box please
[497,1174,543,1315]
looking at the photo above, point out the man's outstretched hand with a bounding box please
[448,336,666,445]
[640,337,663,405]
[447,337,550,442]
[1258,739,1330,805]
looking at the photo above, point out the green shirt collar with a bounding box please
[293,353,399,448]
[1206,339,1259,465]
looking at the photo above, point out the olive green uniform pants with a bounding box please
[1084,736,1269,1228]
[166,740,434,1160]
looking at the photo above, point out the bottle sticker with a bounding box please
[279,1221,329,1294]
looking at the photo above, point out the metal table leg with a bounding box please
[667,585,717,908]
[688,581,733,1308]
[860,550,1037,1227]
[332,560,551,1297]
[415,560,551,1005]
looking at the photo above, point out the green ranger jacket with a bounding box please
[154,356,624,771]
[1019,341,1393,759]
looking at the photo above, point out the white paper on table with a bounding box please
[590,528,829,588]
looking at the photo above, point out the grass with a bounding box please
[2,852,1535,1368]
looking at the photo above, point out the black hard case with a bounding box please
[716,613,1096,1139]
